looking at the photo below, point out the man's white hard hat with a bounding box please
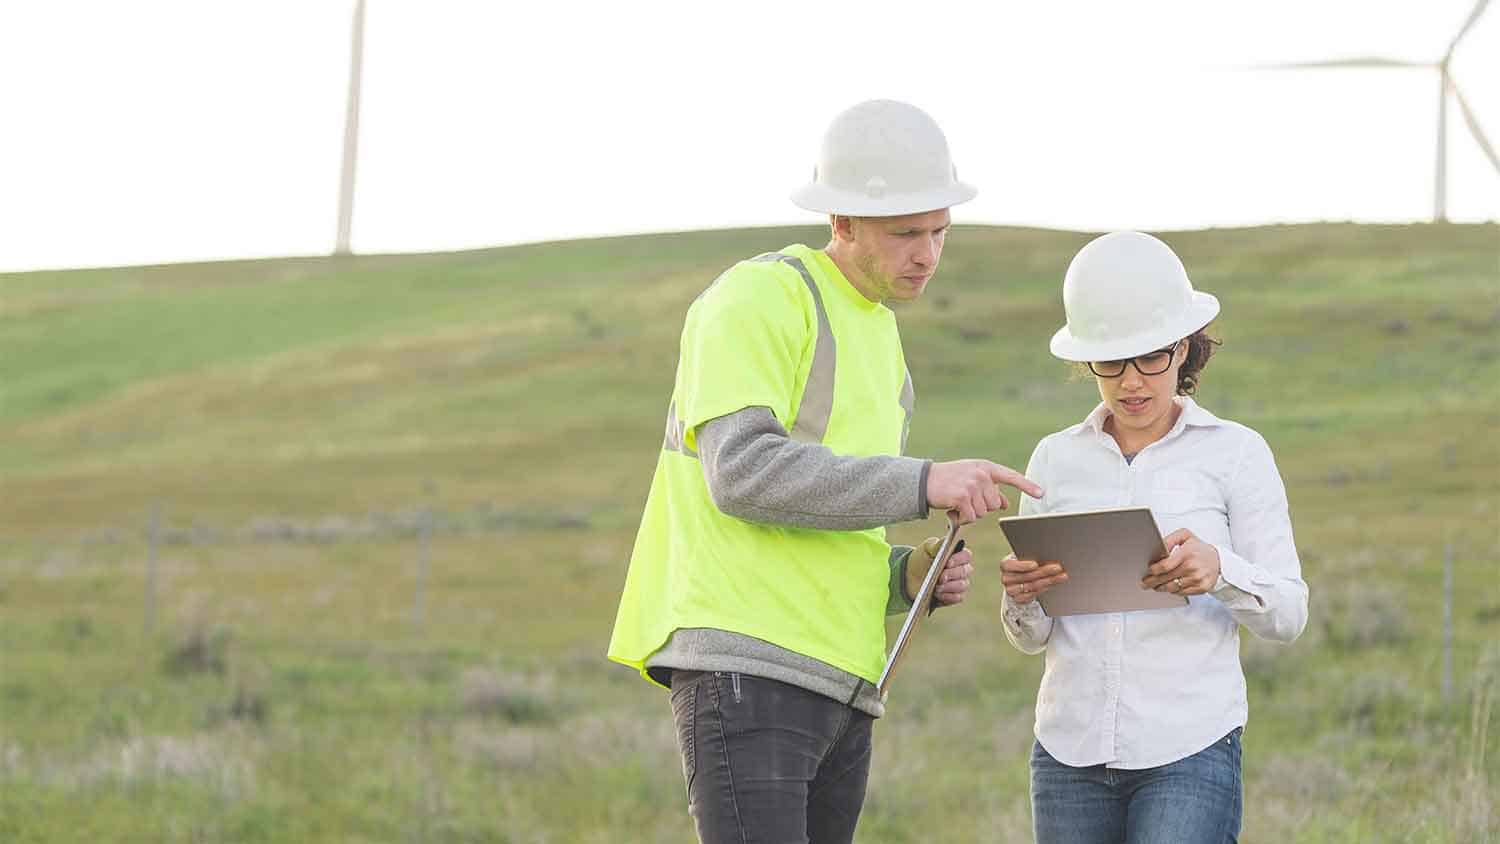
[791,99,977,217]
[1050,231,1221,362]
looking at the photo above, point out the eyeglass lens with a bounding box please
[1089,346,1176,377]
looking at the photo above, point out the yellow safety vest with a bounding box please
[607,244,915,687]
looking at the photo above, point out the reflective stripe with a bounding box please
[750,253,836,444]
[664,252,839,457]
[898,369,915,454]
[662,399,697,458]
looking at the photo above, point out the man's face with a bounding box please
[843,209,951,303]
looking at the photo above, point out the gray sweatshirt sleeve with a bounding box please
[696,406,931,531]
[888,545,917,616]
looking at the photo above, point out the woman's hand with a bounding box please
[1001,554,1067,604]
[1141,528,1222,596]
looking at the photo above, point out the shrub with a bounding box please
[164,625,232,676]
[1321,583,1411,652]
[460,667,553,724]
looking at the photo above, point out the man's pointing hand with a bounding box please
[926,459,1044,525]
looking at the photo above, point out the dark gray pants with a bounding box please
[669,670,873,844]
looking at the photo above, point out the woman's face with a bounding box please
[1092,340,1186,446]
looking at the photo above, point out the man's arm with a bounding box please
[697,406,995,614]
[697,406,931,531]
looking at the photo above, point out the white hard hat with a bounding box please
[791,99,977,217]
[1049,231,1220,362]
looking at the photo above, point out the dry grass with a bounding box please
[8,728,262,799]
[1246,751,1357,836]
[1320,582,1413,652]
[1450,648,1497,842]
[459,666,555,723]
[454,723,548,772]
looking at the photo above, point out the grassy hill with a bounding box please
[1,223,1497,842]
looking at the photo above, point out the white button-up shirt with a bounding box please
[1001,397,1308,770]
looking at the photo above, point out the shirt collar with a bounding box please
[1070,396,1225,441]
[1176,397,1225,429]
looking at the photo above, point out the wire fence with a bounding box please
[11,499,1487,711]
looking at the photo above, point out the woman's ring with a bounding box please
[1173,577,1182,590]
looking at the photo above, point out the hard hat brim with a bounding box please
[789,181,977,217]
[1049,292,1221,363]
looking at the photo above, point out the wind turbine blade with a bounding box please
[1252,57,1429,70]
[1451,82,1500,176]
[1446,0,1491,59]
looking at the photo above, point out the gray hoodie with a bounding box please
[645,405,934,717]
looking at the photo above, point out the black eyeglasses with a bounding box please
[1088,341,1182,378]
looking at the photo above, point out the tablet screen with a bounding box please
[998,507,1187,616]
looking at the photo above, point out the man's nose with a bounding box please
[912,235,937,266]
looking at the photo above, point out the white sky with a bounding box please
[0,1,1496,273]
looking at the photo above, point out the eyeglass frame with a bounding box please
[1087,339,1185,378]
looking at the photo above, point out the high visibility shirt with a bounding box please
[608,244,915,686]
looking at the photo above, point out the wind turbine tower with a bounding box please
[335,0,366,255]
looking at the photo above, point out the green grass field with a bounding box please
[1,223,1497,842]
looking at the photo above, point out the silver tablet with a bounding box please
[997,506,1187,616]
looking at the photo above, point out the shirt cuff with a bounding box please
[1002,593,1048,627]
[915,460,933,519]
[887,546,916,615]
[1210,544,1266,610]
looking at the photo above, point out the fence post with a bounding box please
[413,502,432,632]
[145,502,161,636]
[1442,540,1453,706]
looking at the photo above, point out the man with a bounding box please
[607,99,1043,844]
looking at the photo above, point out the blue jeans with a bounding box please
[1030,729,1243,844]
[669,669,873,844]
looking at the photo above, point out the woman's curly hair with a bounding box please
[1176,329,1222,396]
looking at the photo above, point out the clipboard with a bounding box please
[877,510,963,696]
[997,506,1187,617]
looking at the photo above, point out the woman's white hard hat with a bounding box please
[1050,231,1221,363]
[791,99,977,217]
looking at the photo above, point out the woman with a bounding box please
[999,231,1308,844]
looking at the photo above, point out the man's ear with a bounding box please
[830,214,857,243]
